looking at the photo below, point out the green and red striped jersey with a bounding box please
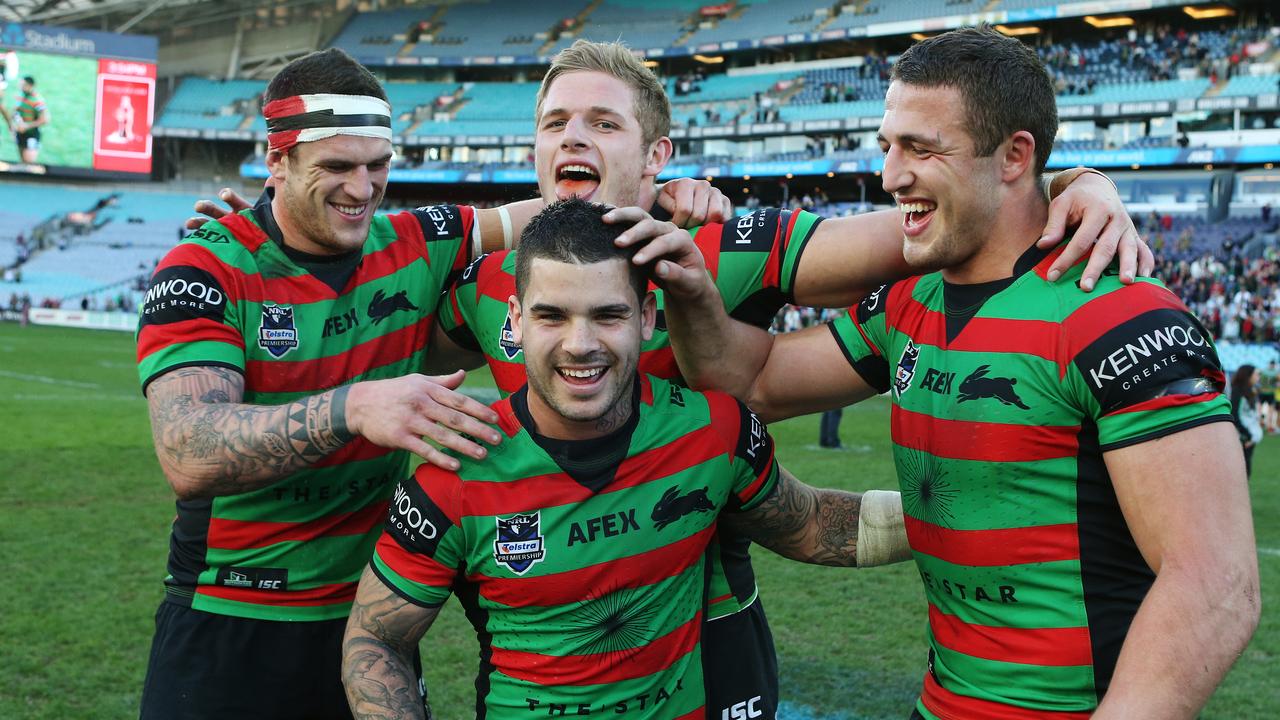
[829,244,1230,718]
[438,207,821,397]
[372,375,779,718]
[135,195,472,621]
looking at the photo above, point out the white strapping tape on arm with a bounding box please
[856,490,912,567]
[499,205,513,250]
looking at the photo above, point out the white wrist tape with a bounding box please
[856,490,912,568]
[498,205,513,250]
[471,210,484,261]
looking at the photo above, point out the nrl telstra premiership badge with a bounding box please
[493,512,545,574]
[498,312,521,360]
[259,304,299,358]
[893,338,919,400]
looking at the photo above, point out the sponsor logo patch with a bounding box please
[139,266,226,326]
[258,304,299,358]
[214,566,288,591]
[493,512,546,574]
[893,339,920,400]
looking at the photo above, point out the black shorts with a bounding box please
[15,129,38,151]
[703,597,779,720]
[139,600,426,720]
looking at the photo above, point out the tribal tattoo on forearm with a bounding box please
[146,366,355,496]
[730,469,862,566]
[343,572,439,720]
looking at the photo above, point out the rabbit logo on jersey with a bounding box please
[494,512,545,574]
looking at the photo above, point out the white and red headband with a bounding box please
[263,93,392,154]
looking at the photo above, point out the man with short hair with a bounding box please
[12,74,47,163]
[139,46,735,720]
[341,198,913,719]
[661,27,1259,720]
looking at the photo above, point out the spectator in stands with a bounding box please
[1230,364,1264,478]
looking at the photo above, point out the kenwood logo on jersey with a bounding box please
[494,513,546,574]
[258,304,299,357]
[893,339,920,400]
[140,266,226,325]
[391,483,437,541]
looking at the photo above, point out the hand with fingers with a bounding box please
[185,187,255,231]
[605,206,712,300]
[1036,171,1156,291]
[345,370,503,471]
[656,177,735,228]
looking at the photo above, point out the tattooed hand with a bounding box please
[343,566,439,720]
[723,466,863,567]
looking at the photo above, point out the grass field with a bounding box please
[0,322,1275,718]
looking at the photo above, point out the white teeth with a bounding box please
[560,367,603,379]
[898,202,936,214]
[333,204,364,216]
[559,164,599,179]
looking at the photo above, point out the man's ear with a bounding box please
[1000,130,1037,185]
[507,295,523,346]
[640,290,657,342]
[642,136,674,179]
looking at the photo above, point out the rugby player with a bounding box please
[341,198,914,719]
[138,47,734,720]
[12,75,47,164]
[659,26,1260,720]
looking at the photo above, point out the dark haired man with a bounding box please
[13,75,47,164]
[137,46,734,720]
[661,26,1259,720]
[341,199,912,719]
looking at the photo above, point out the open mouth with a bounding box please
[330,202,367,220]
[899,200,937,236]
[557,365,607,389]
[555,163,601,201]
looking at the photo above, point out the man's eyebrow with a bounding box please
[528,302,566,314]
[591,303,633,314]
[542,106,625,119]
[877,132,942,148]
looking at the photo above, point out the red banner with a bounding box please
[92,58,155,174]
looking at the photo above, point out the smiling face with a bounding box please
[877,81,1003,275]
[535,70,670,208]
[268,133,392,256]
[509,256,655,440]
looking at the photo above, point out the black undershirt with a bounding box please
[942,242,1052,342]
[509,377,641,493]
[251,188,363,293]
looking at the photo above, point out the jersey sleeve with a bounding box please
[826,282,893,394]
[706,392,780,511]
[407,204,474,302]
[437,252,487,353]
[135,229,246,394]
[695,208,823,328]
[1060,279,1231,451]
[370,464,466,608]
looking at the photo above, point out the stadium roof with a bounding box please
[0,0,335,36]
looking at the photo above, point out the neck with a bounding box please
[941,181,1048,284]
[270,192,322,256]
[526,378,636,441]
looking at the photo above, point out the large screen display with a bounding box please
[0,22,157,178]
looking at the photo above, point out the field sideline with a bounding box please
[0,322,1275,718]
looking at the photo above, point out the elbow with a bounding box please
[157,459,215,502]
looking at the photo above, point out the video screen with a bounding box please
[0,23,157,178]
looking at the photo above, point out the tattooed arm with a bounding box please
[343,566,439,720]
[145,366,504,499]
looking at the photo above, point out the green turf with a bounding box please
[0,50,97,168]
[0,322,1275,718]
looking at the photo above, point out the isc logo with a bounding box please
[721,696,763,720]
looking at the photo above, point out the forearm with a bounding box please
[342,632,427,720]
[792,210,911,308]
[1093,565,1259,719]
[664,278,773,397]
[148,367,352,499]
